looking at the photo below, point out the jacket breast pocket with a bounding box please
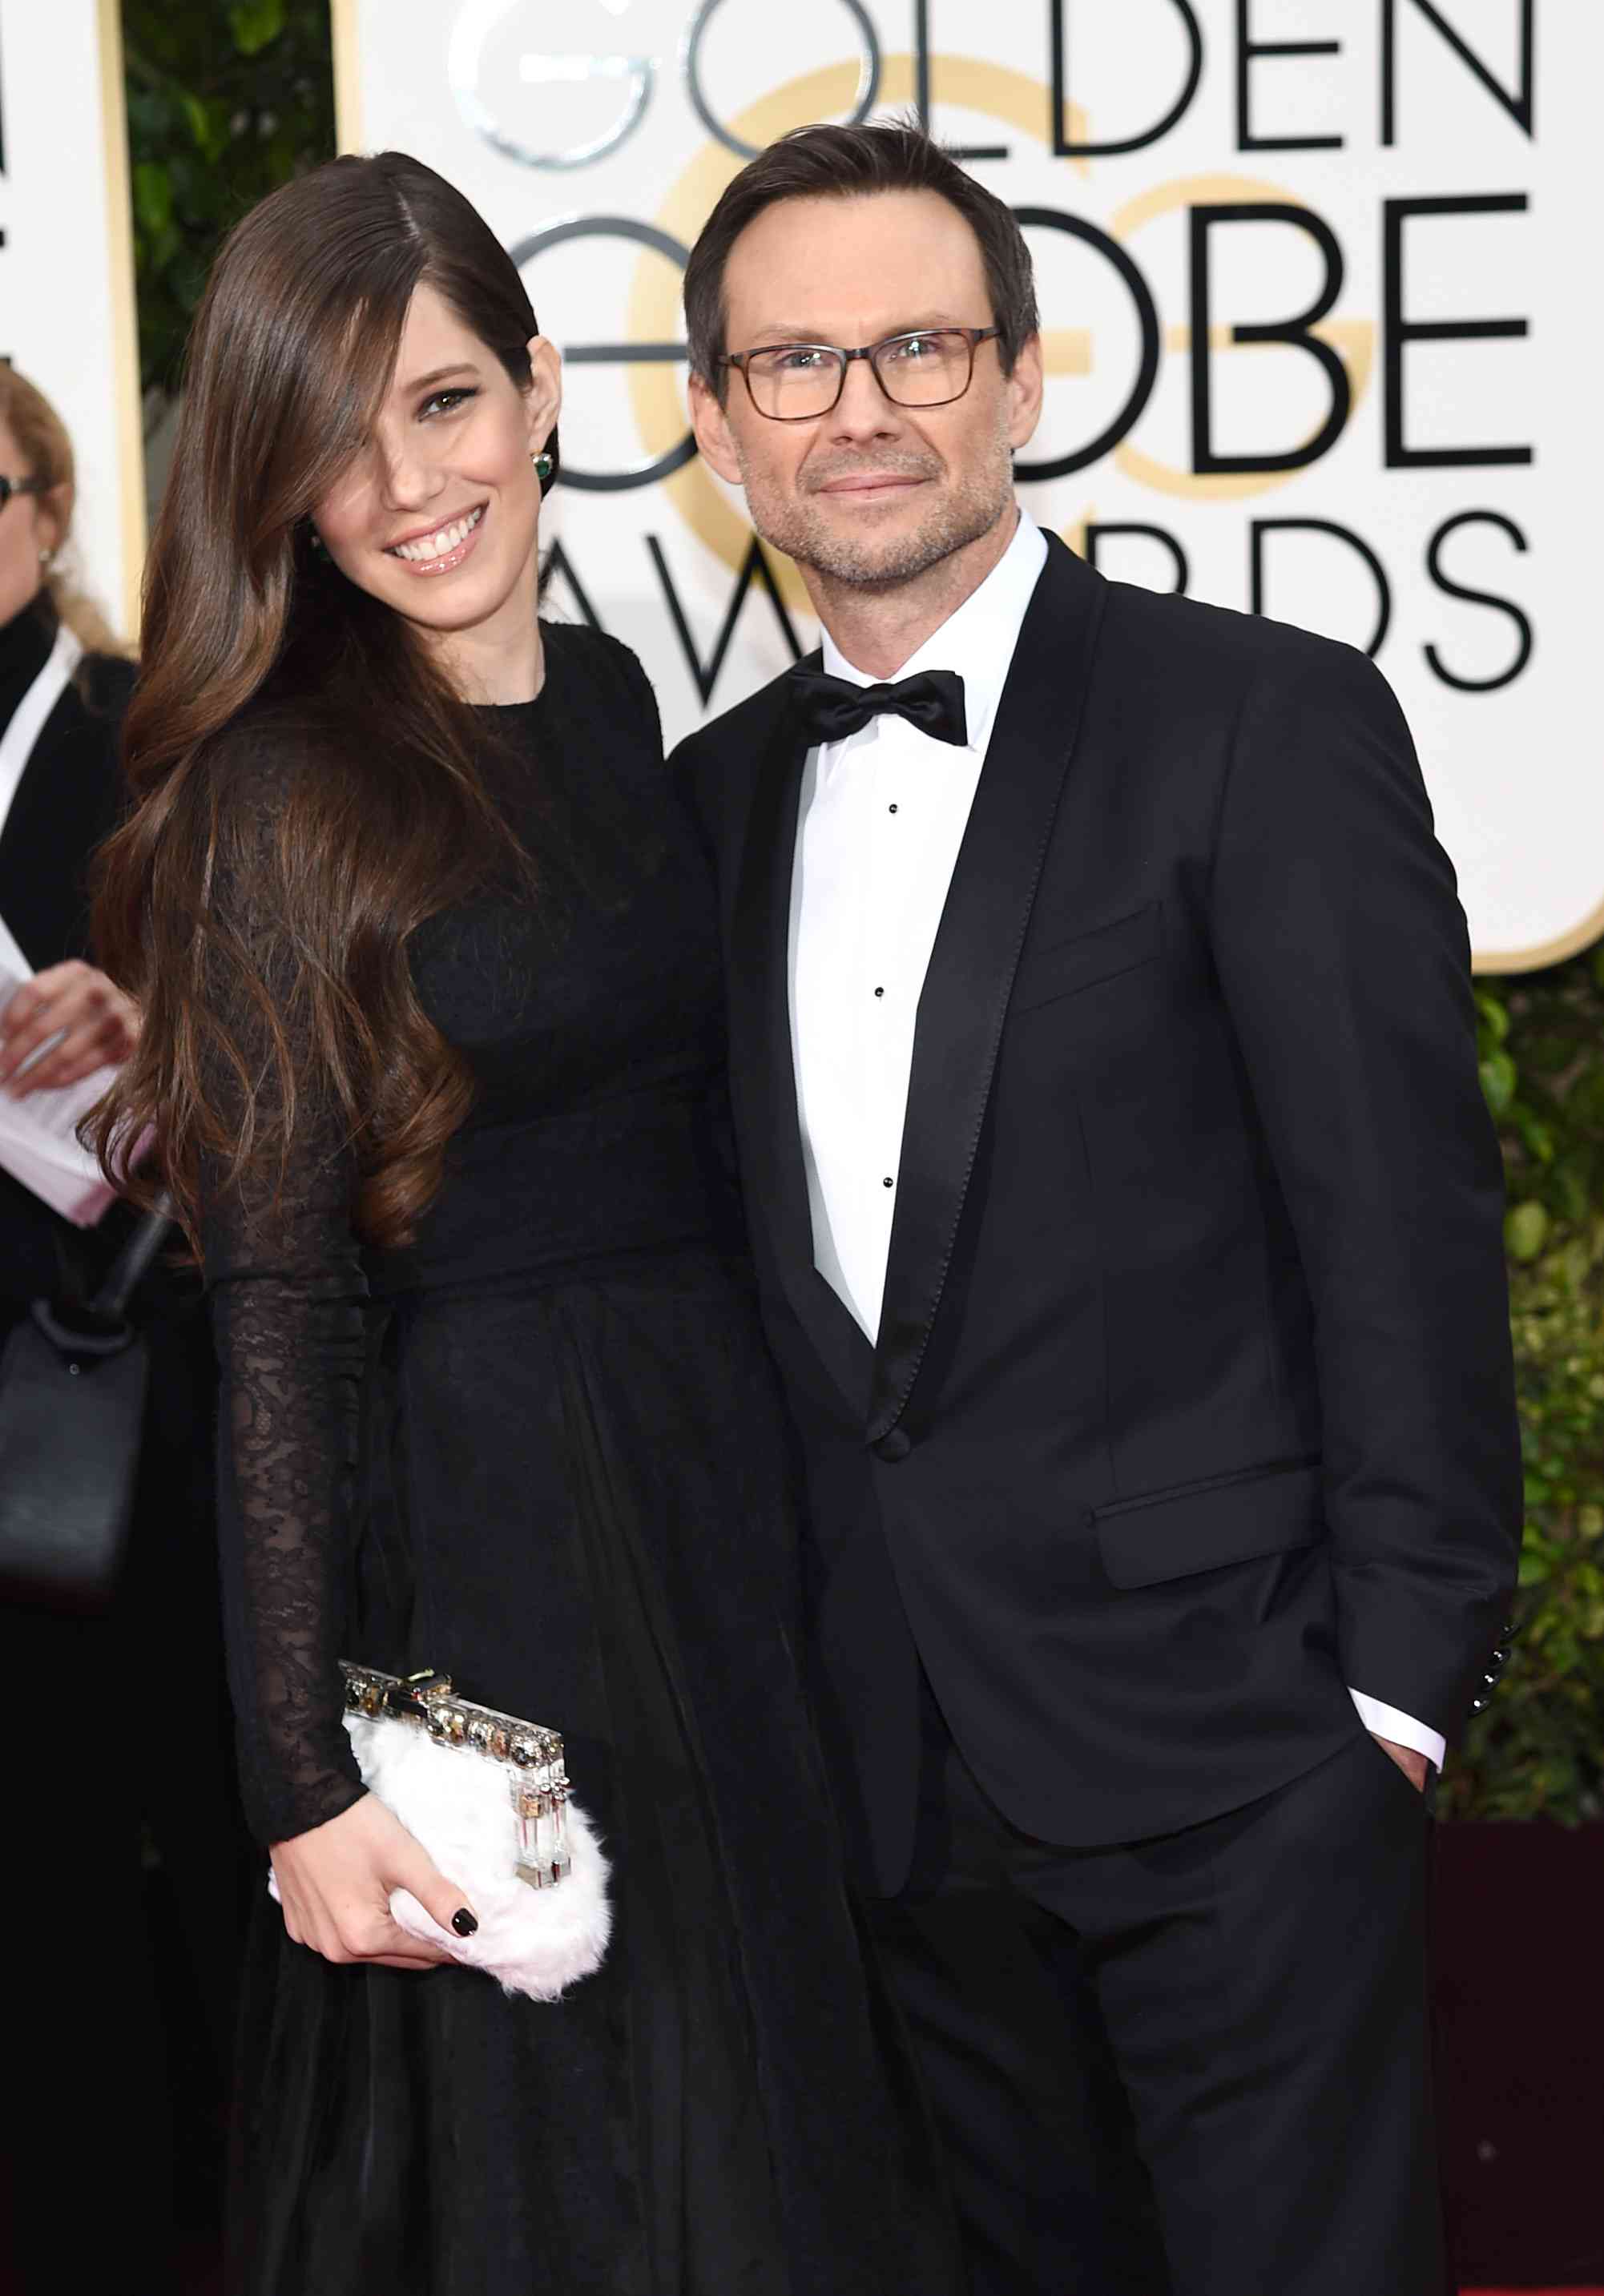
[1009,901,1163,1017]
[1093,1459,1325,1590]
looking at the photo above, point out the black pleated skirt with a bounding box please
[228,1248,961,2296]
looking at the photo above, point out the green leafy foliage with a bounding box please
[1445,949,1604,1823]
[123,0,335,401]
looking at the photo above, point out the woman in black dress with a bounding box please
[91,155,960,2295]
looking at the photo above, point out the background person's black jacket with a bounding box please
[0,590,248,2285]
[678,531,1522,1895]
[0,590,134,1309]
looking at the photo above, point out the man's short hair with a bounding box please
[683,118,1041,394]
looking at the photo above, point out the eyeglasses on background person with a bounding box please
[0,474,52,513]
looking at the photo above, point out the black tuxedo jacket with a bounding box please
[675,532,1521,1893]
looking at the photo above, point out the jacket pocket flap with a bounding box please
[1094,1461,1324,1590]
[1009,901,1161,1016]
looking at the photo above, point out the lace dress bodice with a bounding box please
[202,625,737,1843]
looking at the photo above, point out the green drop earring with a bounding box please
[531,450,554,483]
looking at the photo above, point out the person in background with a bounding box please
[0,363,248,2288]
[0,363,139,1106]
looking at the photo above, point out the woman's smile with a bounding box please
[385,500,486,574]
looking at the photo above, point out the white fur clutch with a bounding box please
[268,1665,611,2002]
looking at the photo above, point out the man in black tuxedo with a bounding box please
[673,121,1521,2294]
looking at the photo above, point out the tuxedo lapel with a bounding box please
[869,535,1107,1444]
[727,682,874,1418]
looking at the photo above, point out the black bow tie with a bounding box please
[785,665,968,750]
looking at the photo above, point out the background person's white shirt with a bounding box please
[785,510,1445,1773]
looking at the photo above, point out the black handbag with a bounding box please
[0,1198,173,1612]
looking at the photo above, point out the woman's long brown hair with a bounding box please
[89,153,559,1255]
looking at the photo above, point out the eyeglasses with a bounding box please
[718,326,1002,423]
[0,475,50,513]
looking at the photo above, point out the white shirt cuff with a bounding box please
[1348,1688,1446,1772]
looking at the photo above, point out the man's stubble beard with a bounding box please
[732,417,1017,594]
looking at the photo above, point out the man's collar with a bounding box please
[818,509,1049,754]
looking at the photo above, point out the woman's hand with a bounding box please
[0,961,139,1094]
[270,1792,478,1972]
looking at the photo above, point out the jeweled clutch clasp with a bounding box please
[340,1661,573,1888]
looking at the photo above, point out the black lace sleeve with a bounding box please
[198,737,369,1847]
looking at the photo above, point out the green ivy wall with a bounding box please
[1456,954,1604,1823]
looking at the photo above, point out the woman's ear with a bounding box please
[525,336,562,456]
[37,481,71,562]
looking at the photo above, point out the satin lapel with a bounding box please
[727,686,874,1419]
[868,535,1107,1443]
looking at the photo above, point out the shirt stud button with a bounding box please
[888,803,898,814]
[882,1176,894,1189]
[873,985,885,998]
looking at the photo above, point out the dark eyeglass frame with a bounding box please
[718,325,1003,422]
[0,474,51,513]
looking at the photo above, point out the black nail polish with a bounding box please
[450,1908,478,1938]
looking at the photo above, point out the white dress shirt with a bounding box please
[788,510,1046,1340]
[785,510,1443,1772]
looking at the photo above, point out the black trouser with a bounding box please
[864,1694,1445,2296]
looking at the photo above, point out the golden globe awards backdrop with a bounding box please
[0,0,143,638]
[334,0,1594,969]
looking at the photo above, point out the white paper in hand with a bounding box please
[0,910,119,1226]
